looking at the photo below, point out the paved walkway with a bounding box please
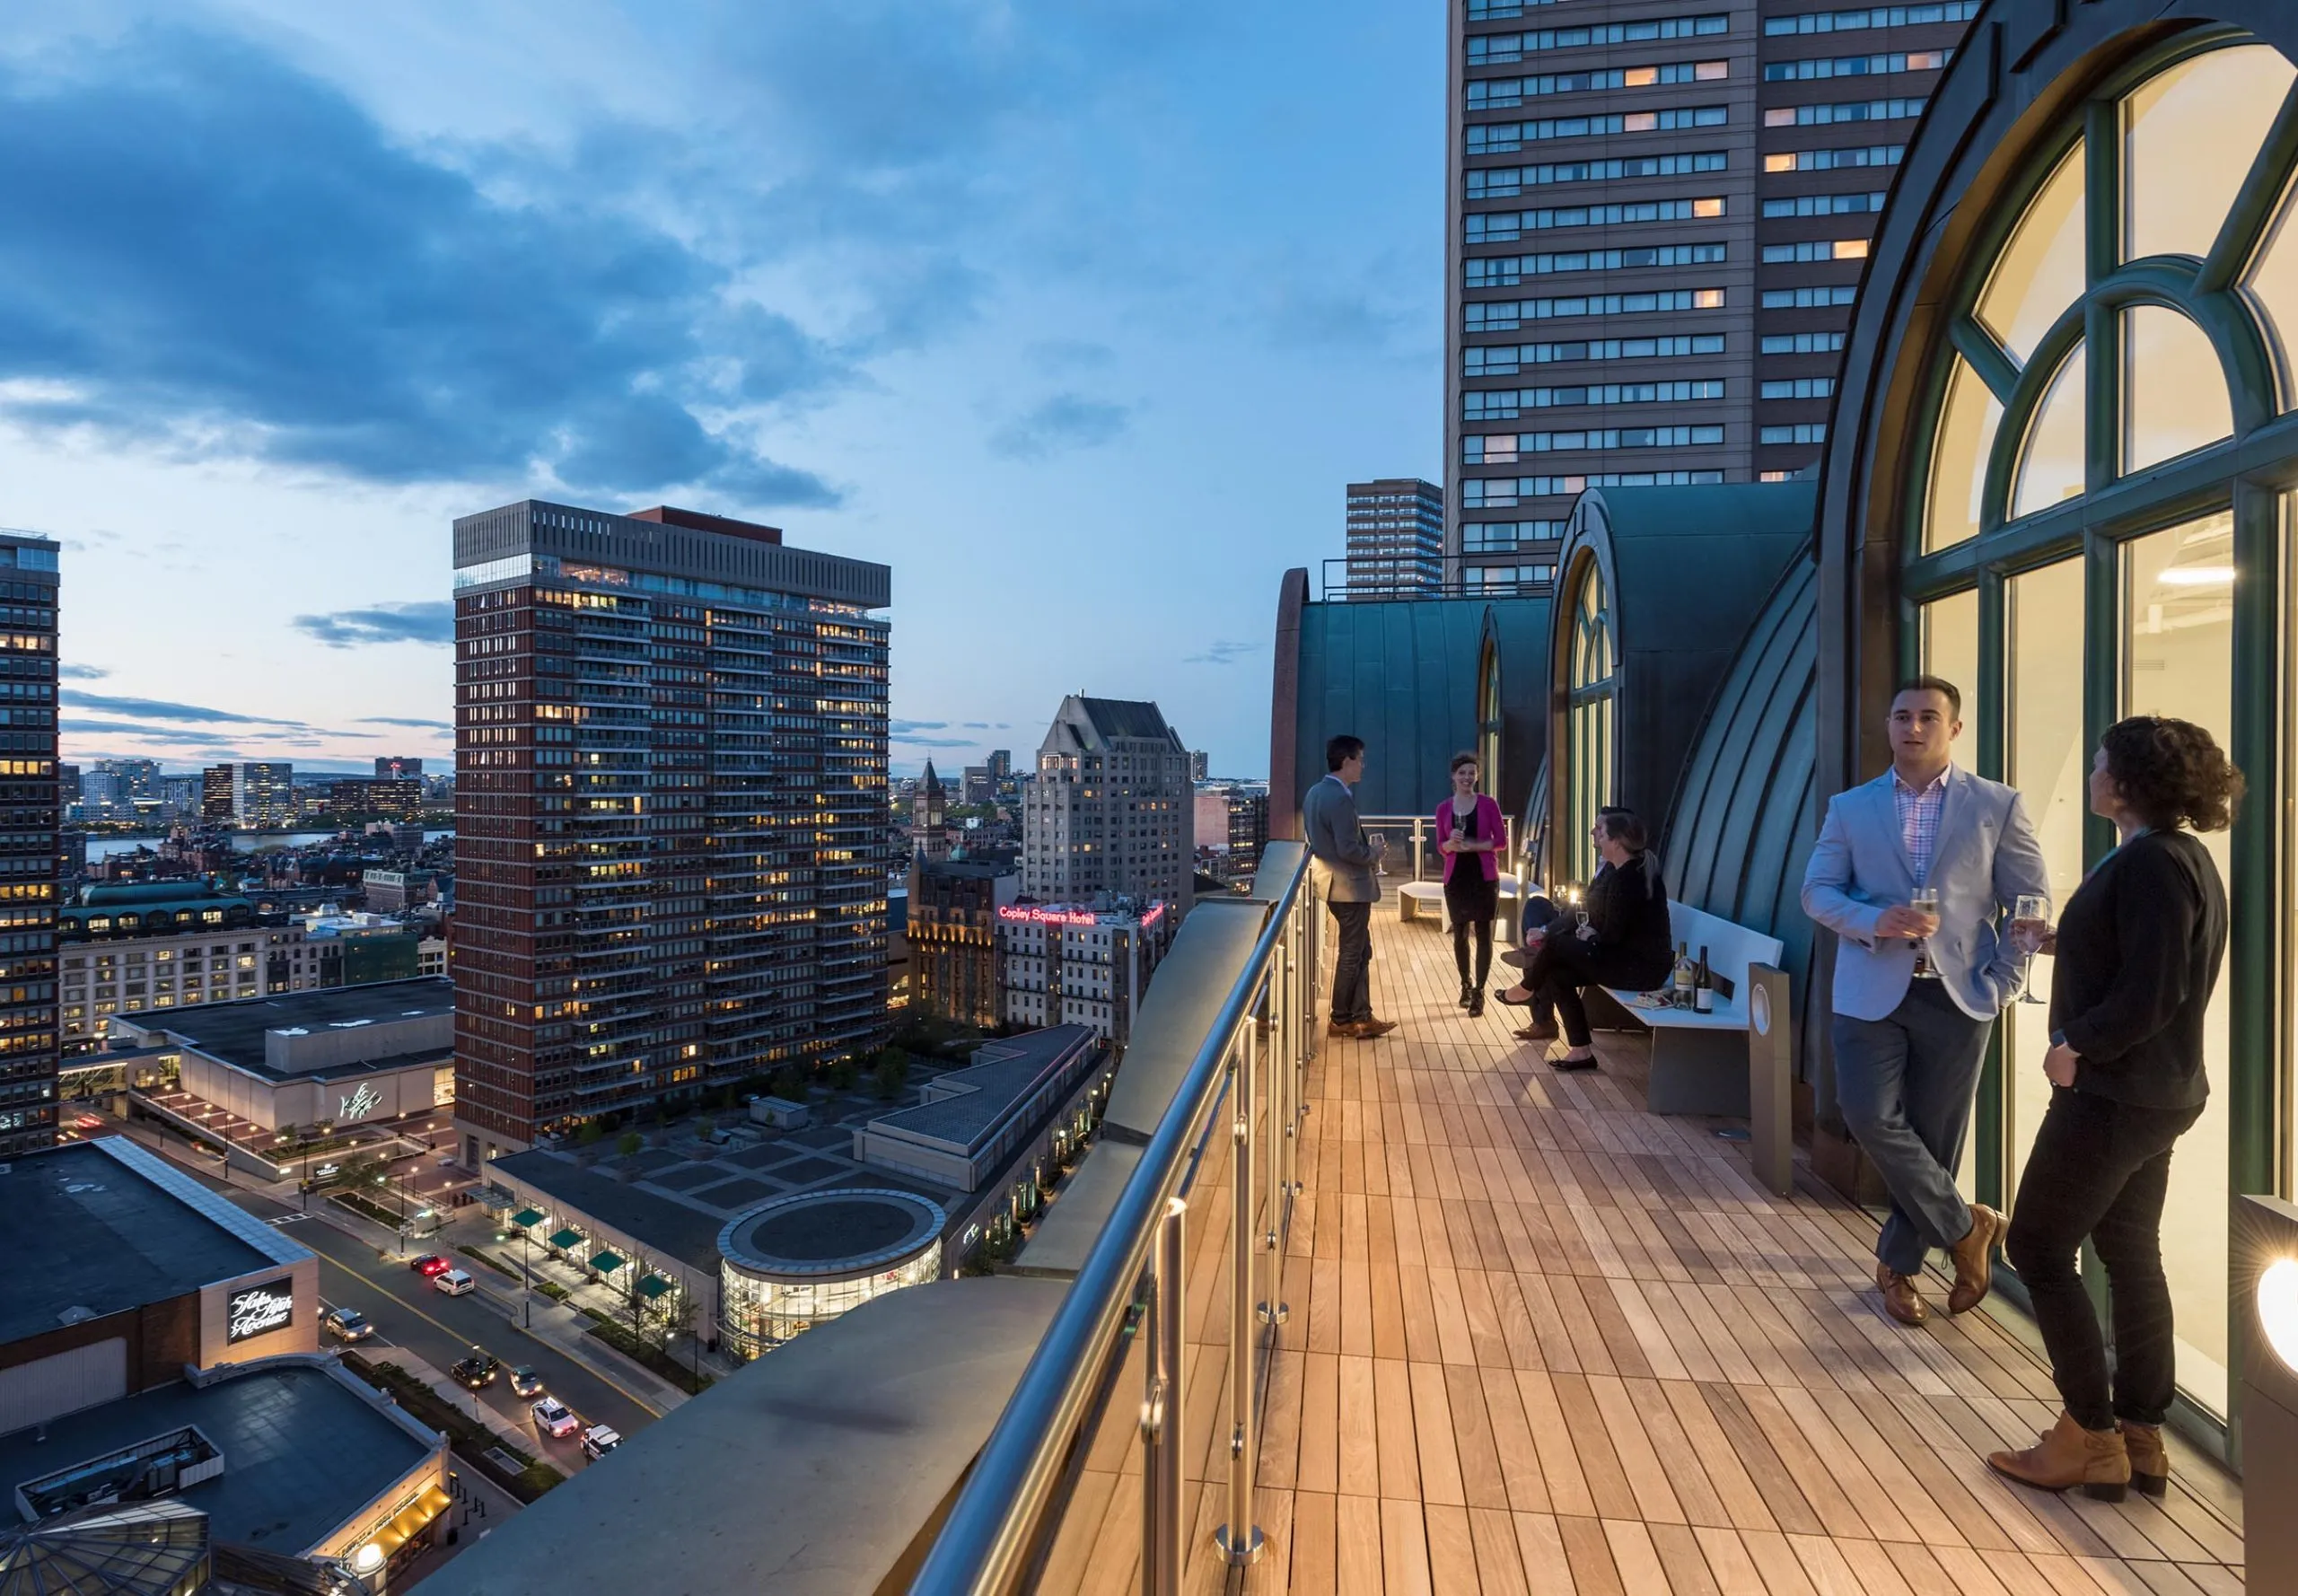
[1044,906,2246,1593]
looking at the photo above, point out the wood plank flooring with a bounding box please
[1047,907,2247,1593]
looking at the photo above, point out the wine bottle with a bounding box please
[1694,944,1715,1013]
[1672,942,1695,1009]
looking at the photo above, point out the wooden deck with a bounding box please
[1042,906,2246,1594]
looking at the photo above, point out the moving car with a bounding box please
[322,1306,374,1343]
[410,1254,452,1276]
[433,1268,477,1297]
[73,1112,104,1130]
[531,1397,581,1439]
[508,1367,545,1398]
[580,1425,622,1460]
[449,1348,499,1389]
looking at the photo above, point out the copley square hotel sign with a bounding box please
[225,1276,295,1343]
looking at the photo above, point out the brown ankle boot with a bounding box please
[2119,1421,2169,1497]
[1987,1411,2131,1500]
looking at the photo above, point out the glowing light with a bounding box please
[2158,566,2236,587]
[997,906,1099,926]
[2261,1258,2298,1374]
[350,1545,386,1574]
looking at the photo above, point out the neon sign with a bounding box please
[997,906,1098,926]
[1140,902,1166,929]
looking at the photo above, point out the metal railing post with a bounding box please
[1217,1022,1265,1567]
[1141,1196,1185,1596]
[1259,976,1289,1328]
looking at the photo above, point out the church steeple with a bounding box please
[913,760,950,863]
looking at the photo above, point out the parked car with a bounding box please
[531,1398,581,1440]
[449,1348,499,1389]
[410,1255,452,1276]
[580,1425,622,1460]
[322,1307,374,1343]
[433,1268,477,1298]
[508,1366,545,1398]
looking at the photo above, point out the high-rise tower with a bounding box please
[449,501,890,1163]
[0,533,59,1156]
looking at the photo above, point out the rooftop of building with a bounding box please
[2,1138,309,1347]
[1071,696,1177,744]
[0,1363,434,1553]
[716,1188,946,1279]
[864,1026,1098,1153]
[76,881,240,908]
[110,978,453,1078]
[491,1151,735,1271]
[916,856,1019,880]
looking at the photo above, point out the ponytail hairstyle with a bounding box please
[1596,806,1662,890]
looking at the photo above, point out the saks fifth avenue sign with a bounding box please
[338,1084,382,1122]
[225,1277,294,1343]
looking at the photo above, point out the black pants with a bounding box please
[1452,916,1492,988]
[2005,1088,2203,1431]
[1328,900,1373,1023]
[1517,934,1662,1047]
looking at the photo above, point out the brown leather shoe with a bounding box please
[1987,1411,2131,1500]
[1324,1020,1361,1039]
[1354,1017,1399,1039]
[1876,1261,1928,1326]
[1948,1203,2006,1315]
[1513,1019,1559,1043]
[2119,1421,2169,1497]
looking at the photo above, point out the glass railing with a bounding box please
[908,842,1318,1593]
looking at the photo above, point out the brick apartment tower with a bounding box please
[450,502,891,1163]
[0,533,60,1155]
[1447,0,1978,589]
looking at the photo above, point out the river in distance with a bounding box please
[82,829,454,864]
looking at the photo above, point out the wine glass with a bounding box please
[1909,885,1941,978]
[2010,891,2049,1004]
[1574,886,1591,934]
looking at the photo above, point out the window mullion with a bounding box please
[1950,320,2021,404]
[2198,79,2298,295]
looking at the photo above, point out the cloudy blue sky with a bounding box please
[0,3,1441,776]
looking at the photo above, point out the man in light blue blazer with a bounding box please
[1302,733,1395,1039]
[1802,676,2048,1329]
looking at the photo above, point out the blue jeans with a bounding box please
[1832,980,1991,1276]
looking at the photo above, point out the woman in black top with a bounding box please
[1495,807,1672,1070]
[1987,716,2238,1504]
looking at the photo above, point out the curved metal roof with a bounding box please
[1662,548,1823,1073]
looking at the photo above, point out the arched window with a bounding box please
[1563,561,1615,888]
[1899,36,2298,1423]
[1475,635,1502,813]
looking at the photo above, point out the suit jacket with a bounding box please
[1303,774,1380,903]
[1799,765,2048,1022]
[1434,794,1507,883]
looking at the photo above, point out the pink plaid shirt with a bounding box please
[1894,765,1951,885]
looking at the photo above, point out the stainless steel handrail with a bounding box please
[909,847,1313,1594]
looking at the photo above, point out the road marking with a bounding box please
[307,1252,663,1420]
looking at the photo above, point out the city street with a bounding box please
[101,1117,660,1460]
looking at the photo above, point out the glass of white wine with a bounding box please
[2010,891,2050,1004]
[1909,885,1941,978]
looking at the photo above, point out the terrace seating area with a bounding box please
[1046,903,2246,1593]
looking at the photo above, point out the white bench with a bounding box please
[1600,901,1784,1117]
[1397,877,1520,938]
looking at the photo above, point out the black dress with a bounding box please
[1442,801,1498,923]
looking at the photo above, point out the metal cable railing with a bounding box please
[909,845,1318,1594]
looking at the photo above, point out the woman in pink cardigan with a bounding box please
[1436,751,1507,1016]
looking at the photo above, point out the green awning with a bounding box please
[590,1250,626,1275]
[548,1228,583,1250]
[511,1208,545,1228]
[636,1274,674,1300]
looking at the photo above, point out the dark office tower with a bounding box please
[449,501,891,1164]
[0,534,59,1155]
[199,766,233,822]
[375,756,425,779]
[1344,478,1445,597]
[1447,1,1975,585]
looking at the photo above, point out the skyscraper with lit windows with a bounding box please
[450,501,890,1164]
[1448,0,1978,590]
[0,532,59,1157]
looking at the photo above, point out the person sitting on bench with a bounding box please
[1496,807,1672,1070]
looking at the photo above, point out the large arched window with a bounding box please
[1563,560,1615,888]
[1900,34,2298,1425]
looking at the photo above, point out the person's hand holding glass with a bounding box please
[1905,885,1942,977]
[2008,891,2050,1004]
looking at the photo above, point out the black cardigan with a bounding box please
[2050,829,2226,1110]
[1583,854,1673,987]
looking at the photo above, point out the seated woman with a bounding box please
[1496,807,1672,1069]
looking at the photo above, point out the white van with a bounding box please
[433,1268,477,1297]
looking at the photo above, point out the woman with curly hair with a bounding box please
[1987,715,2240,1503]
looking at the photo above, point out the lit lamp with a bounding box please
[349,1542,385,1576]
[2238,1194,2298,1585]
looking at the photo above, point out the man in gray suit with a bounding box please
[1802,676,2048,1327]
[1302,733,1397,1039]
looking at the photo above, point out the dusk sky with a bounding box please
[0,4,1442,778]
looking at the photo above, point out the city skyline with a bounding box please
[0,4,1443,782]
